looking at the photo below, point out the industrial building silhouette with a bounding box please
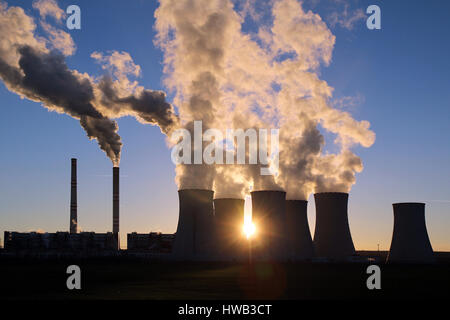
[3,159,436,263]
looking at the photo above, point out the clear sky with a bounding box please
[1,0,450,250]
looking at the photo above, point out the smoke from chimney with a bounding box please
[0,1,376,211]
[0,3,178,166]
[70,158,77,234]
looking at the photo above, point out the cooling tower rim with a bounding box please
[251,190,286,194]
[286,199,308,203]
[178,188,214,193]
[393,202,425,206]
[314,192,349,196]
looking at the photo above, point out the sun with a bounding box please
[243,221,256,239]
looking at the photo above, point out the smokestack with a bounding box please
[113,167,119,234]
[213,198,245,261]
[313,192,355,260]
[387,203,435,264]
[70,158,77,234]
[251,191,287,261]
[286,200,314,260]
[172,189,215,260]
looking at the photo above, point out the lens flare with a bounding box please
[243,222,256,239]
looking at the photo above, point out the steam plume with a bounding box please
[0,2,178,165]
[155,0,375,199]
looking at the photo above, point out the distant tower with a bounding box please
[213,198,245,261]
[313,192,355,260]
[387,203,435,263]
[70,158,77,234]
[113,166,120,249]
[172,189,215,260]
[286,200,314,260]
[113,167,119,234]
[251,190,287,261]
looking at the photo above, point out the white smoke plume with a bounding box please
[155,0,375,199]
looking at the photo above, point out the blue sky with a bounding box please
[1,0,449,250]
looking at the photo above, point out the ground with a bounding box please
[1,251,449,300]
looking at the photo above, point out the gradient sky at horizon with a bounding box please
[1,0,450,250]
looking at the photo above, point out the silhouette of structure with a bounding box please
[213,198,245,261]
[4,231,118,256]
[313,192,355,260]
[286,200,314,260]
[251,190,287,261]
[4,159,122,255]
[113,167,120,249]
[172,189,215,260]
[127,232,175,253]
[387,203,435,264]
[70,158,77,233]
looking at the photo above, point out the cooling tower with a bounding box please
[113,167,119,234]
[387,203,435,264]
[251,191,287,261]
[70,158,77,234]
[286,200,314,260]
[313,192,355,260]
[172,189,215,260]
[213,198,245,261]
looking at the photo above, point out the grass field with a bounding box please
[1,252,449,300]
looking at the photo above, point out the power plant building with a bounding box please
[3,158,442,264]
[3,231,118,255]
[387,203,435,264]
[4,159,120,255]
[127,232,174,253]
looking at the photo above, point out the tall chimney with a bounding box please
[313,192,355,260]
[387,203,434,264]
[70,158,77,234]
[113,167,119,234]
